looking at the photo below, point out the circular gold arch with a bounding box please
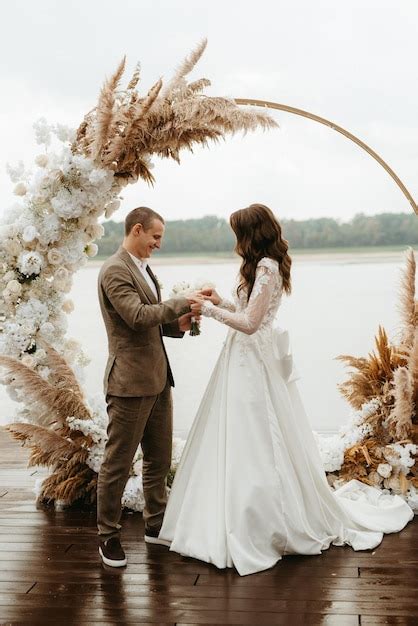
[235,98,418,216]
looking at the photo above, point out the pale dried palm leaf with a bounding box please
[408,328,418,408]
[38,340,86,397]
[7,423,83,467]
[0,356,91,423]
[162,38,208,98]
[397,248,417,349]
[91,56,126,160]
[337,326,406,409]
[127,62,141,91]
[387,366,414,439]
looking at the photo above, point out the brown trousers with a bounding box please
[97,379,173,538]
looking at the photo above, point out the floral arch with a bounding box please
[1,41,417,511]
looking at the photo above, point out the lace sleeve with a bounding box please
[202,258,279,334]
[218,297,236,312]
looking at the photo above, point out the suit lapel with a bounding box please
[117,246,158,304]
[146,265,161,303]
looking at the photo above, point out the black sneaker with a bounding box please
[99,536,127,567]
[144,526,171,547]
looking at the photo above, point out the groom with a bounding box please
[97,206,201,567]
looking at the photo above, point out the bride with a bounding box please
[159,203,413,576]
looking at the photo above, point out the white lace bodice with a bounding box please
[202,257,282,335]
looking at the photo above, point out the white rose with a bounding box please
[85,223,105,239]
[40,322,55,336]
[54,268,72,292]
[4,239,22,257]
[21,354,35,368]
[13,182,27,196]
[62,299,74,314]
[104,200,120,219]
[22,225,38,243]
[3,270,16,282]
[35,154,48,168]
[377,463,393,479]
[6,280,22,296]
[47,248,64,265]
[34,348,47,361]
[85,243,98,258]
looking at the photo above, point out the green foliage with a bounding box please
[97,212,418,257]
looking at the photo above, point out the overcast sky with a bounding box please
[1,0,417,223]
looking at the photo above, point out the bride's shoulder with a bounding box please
[257,257,280,273]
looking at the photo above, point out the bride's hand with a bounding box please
[199,288,221,306]
[186,293,204,315]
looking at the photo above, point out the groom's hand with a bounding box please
[178,312,200,332]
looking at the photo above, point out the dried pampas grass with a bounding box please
[387,366,414,440]
[6,423,85,467]
[0,354,91,424]
[398,248,417,349]
[337,326,406,410]
[73,40,278,185]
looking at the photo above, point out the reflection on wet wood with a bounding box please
[1,426,417,624]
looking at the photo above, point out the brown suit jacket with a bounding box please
[98,246,190,397]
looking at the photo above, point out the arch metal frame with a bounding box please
[235,98,418,215]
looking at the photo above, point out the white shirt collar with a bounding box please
[127,251,148,271]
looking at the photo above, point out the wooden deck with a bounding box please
[1,427,418,625]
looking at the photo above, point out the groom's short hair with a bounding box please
[125,207,165,235]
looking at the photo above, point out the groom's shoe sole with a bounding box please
[98,546,127,567]
[144,535,171,547]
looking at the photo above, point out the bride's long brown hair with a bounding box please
[230,204,292,299]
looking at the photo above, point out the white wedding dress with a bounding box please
[159,257,413,576]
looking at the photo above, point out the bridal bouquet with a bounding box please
[170,280,216,336]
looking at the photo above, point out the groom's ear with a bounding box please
[131,223,144,236]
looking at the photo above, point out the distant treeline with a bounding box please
[97,212,418,256]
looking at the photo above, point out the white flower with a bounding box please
[16,298,49,327]
[105,200,120,219]
[57,236,86,268]
[64,338,82,357]
[21,354,35,368]
[84,223,105,240]
[22,225,38,243]
[121,476,145,512]
[33,118,52,147]
[17,250,44,276]
[38,214,61,245]
[53,266,71,292]
[54,124,75,143]
[51,188,85,220]
[13,182,27,196]
[62,299,74,314]
[88,169,108,185]
[377,463,392,478]
[35,154,49,168]
[47,248,64,265]
[39,322,55,336]
[85,243,98,258]
[3,239,22,257]
[3,270,17,283]
[170,281,193,297]
[50,313,68,334]
[3,279,22,303]
[6,161,25,183]
[5,280,22,296]
[33,348,47,362]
